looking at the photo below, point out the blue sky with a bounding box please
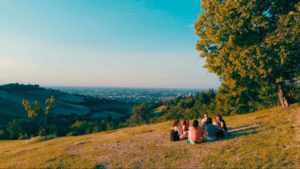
[0,0,220,88]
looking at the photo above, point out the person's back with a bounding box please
[188,120,203,144]
[189,126,203,143]
[205,124,217,138]
[204,118,217,141]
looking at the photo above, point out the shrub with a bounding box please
[0,129,6,139]
[7,119,38,139]
[130,103,152,124]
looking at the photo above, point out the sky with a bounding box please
[0,0,220,89]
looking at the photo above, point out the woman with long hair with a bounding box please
[215,114,227,131]
[180,119,189,140]
[170,119,182,141]
[214,114,228,137]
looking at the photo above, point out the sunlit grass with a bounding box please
[0,105,299,169]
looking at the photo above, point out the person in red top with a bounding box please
[188,120,204,144]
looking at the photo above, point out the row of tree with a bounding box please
[129,90,217,124]
[130,87,299,125]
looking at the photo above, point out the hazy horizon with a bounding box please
[0,83,216,90]
[48,85,214,90]
[0,0,220,89]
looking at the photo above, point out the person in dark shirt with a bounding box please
[170,120,182,141]
[203,117,217,141]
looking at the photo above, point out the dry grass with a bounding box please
[0,105,299,169]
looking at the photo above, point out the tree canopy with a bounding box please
[195,0,300,114]
[130,103,152,124]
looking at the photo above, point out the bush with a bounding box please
[0,129,6,139]
[27,135,57,143]
[70,120,113,135]
[70,121,90,135]
[7,119,38,139]
[130,103,152,125]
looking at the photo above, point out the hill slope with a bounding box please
[0,84,133,126]
[0,105,299,169]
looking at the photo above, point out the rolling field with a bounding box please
[0,105,299,169]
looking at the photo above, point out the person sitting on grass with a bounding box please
[188,120,204,144]
[214,114,228,138]
[203,117,217,142]
[180,119,189,140]
[201,113,209,130]
[170,119,182,141]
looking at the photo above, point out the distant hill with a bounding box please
[0,105,299,168]
[0,83,133,126]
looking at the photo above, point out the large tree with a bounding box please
[195,0,299,114]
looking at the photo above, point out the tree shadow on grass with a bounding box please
[227,123,262,132]
[216,123,262,142]
[227,127,260,139]
[95,164,107,169]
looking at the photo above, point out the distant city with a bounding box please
[50,87,204,103]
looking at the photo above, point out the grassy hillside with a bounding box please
[0,84,133,126]
[0,105,299,169]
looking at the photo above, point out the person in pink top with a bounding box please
[188,120,204,144]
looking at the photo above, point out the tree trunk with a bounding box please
[277,83,290,108]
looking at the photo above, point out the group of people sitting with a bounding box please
[170,113,228,144]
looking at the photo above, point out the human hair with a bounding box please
[216,114,227,130]
[204,113,208,117]
[172,119,180,127]
[216,114,224,122]
[207,117,213,124]
[183,119,189,131]
[183,119,189,126]
[192,120,199,128]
